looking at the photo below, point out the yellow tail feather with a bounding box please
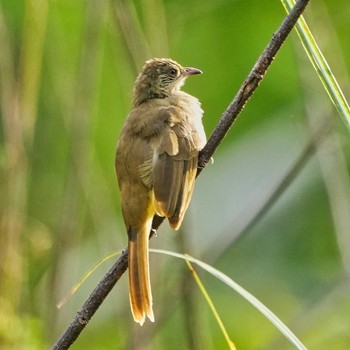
[128,225,154,325]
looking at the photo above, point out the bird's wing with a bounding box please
[124,101,204,230]
[151,105,202,229]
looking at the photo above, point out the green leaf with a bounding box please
[281,0,350,132]
[151,249,307,350]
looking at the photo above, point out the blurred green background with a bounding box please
[1,0,350,349]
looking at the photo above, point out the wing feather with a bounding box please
[167,157,197,229]
[153,153,183,217]
[133,95,205,229]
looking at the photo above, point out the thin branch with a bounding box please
[197,0,310,170]
[52,0,310,348]
[52,251,128,350]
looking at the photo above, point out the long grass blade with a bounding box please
[185,260,236,350]
[281,0,350,132]
[151,249,307,350]
[56,251,119,309]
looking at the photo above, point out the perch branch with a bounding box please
[52,0,310,348]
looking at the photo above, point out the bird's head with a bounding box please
[133,58,202,106]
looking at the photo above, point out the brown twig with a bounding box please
[197,0,310,170]
[51,0,310,348]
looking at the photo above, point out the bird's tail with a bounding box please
[128,225,154,326]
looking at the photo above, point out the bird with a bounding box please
[115,58,206,325]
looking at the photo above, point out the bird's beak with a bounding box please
[182,67,203,76]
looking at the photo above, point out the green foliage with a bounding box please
[1,0,350,349]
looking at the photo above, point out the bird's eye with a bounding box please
[169,68,178,77]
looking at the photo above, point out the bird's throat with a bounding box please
[133,90,169,106]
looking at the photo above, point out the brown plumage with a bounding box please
[115,58,206,325]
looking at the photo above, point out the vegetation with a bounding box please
[1,0,350,349]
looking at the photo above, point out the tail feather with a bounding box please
[128,226,154,325]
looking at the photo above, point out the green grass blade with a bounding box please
[185,260,237,350]
[56,251,120,309]
[151,249,307,350]
[281,0,350,131]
